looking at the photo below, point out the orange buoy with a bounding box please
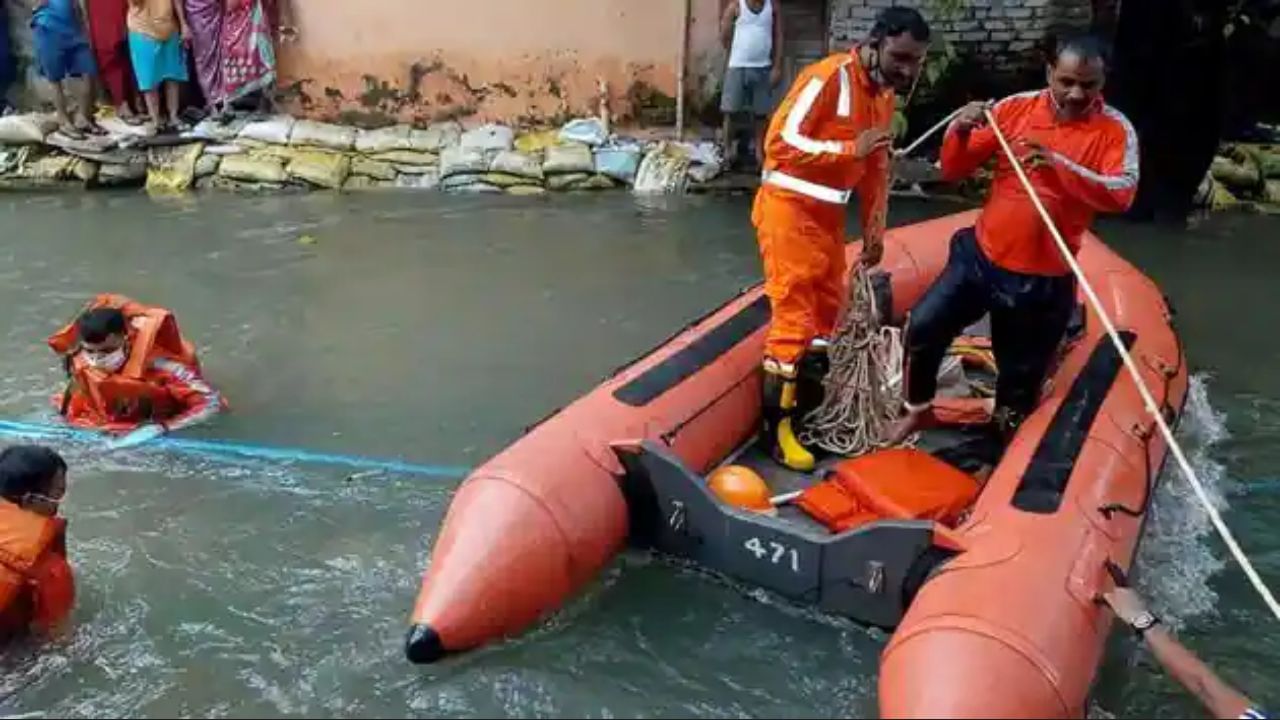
[707,465,775,513]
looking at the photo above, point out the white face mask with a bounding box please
[85,347,127,373]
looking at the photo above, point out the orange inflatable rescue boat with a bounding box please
[406,211,1187,718]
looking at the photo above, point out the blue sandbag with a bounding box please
[594,146,642,184]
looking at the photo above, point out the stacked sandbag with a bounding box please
[633,142,691,195]
[146,143,204,193]
[282,148,351,190]
[542,143,605,191]
[289,120,358,152]
[0,146,98,189]
[1208,143,1280,212]
[217,152,290,191]
[486,149,544,193]
[0,113,59,145]
[439,144,492,193]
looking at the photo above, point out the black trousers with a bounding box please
[904,227,1076,424]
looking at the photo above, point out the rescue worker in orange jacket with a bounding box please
[47,295,225,449]
[889,33,1139,445]
[0,445,75,640]
[753,7,930,471]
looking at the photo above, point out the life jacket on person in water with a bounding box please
[46,294,206,432]
[0,500,74,637]
[795,448,980,534]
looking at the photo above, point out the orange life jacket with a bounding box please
[47,294,203,432]
[0,501,74,635]
[796,448,980,533]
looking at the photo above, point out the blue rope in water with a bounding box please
[0,420,472,479]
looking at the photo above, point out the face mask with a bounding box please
[85,347,127,373]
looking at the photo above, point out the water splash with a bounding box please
[1133,373,1229,629]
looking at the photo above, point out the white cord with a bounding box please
[984,108,1280,621]
[895,106,965,159]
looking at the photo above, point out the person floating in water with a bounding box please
[47,294,226,449]
[0,445,75,640]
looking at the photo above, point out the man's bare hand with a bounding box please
[1102,587,1151,627]
[954,100,991,136]
[854,128,893,159]
[860,238,884,267]
[1017,139,1051,169]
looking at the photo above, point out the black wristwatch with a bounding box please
[1131,611,1161,638]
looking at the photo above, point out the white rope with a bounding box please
[798,106,963,456]
[799,265,905,456]
[984,107,1280,622]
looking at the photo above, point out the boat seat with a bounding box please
[795,448,980,533]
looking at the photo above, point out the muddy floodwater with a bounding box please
[0,190,1275,717]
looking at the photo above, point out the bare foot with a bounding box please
[886,404,930,446]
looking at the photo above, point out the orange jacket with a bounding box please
[941,90,1139,276]
[47,294,225,433]
[760,49,895,236]
[0,501,74,637]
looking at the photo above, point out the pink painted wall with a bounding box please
[278,0,727,126]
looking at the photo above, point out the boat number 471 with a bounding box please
[743,537,800,573]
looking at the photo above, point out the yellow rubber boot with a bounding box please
[762,362,816,472]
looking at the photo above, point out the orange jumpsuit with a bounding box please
[752,49,896,368]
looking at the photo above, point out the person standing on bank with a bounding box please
[720,0,784,170]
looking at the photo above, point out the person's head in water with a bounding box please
[1048,32,1108,120]
[863,7,931,94]
[77,307,128,374]
[0,445,68,517]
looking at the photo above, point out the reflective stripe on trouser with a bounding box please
[752,187,847,365]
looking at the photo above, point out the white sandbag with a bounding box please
[409,122,461,152]
[289,120,358,151]
[395,164,438,175]
[186,116,249,142]
[543,143,594,175]
[558,117,607,147]
[194,152,221,178]
[441,173,502,193]
[439,146,488,178]
[368,150,438,166]
[460,124,514,153]
[238,115,296,145]
[284,149,351,189]
[394,168,441,190]
[355,125,411,153]
[219,154,289,184]
[0,113,58,144]
[204,143,248,156]
[480,172,541,188]
[351,157,397,181]
[506,185,547,196]
[633,143,690,195]
[489,150,543,180]
[546,172,589,191]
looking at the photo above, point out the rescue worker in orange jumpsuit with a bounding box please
[889,33,1140,445]
[0,445,75,640]
[47,294,226,450]
[753,7,931,471]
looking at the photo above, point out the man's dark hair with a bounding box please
[869,7,931,43]
[1053,31,1109,67]
[0,445,66,502]
[77,307,126,345]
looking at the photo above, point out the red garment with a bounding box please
[753,50,895,365]
[85,0,136,106]
[940,90,1139,276]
